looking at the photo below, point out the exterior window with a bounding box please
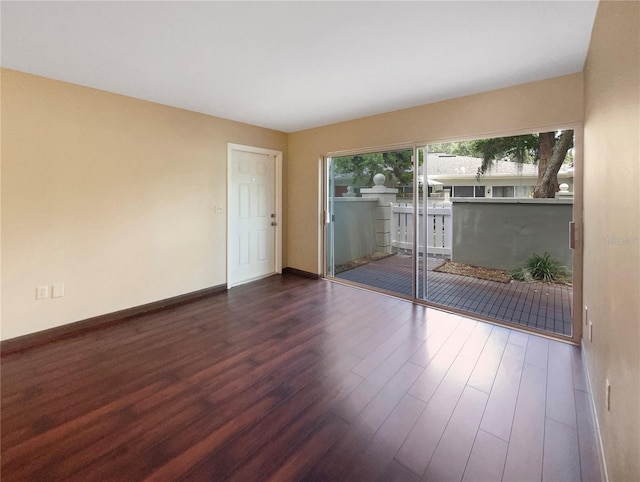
[493,186,535,197]
[493,186,515,197]
[515,186,535,197]
[450,185,485,197]
[453,186,474,197]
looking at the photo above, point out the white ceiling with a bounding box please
[1,1,598,133]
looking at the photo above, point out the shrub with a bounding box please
[511,252,569,283]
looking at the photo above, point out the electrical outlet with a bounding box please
[52,283,65,298]
[588,320,593,342]
[36,285,49,300]
[605,379,611,411]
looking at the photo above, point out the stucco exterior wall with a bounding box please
[451,199,573,272]
[332,198,378,266]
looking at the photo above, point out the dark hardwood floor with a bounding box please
[1,274,601,481]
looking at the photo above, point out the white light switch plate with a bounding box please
[52,283,65,298]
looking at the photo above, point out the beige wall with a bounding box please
[288,73,584,274]
[583,2,640,480]
[1,69,287,340]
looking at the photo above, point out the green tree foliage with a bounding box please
[333,149,413,186]
[429,135,539,170]
[472,134,539,168]
[382,150,413,186]
[426,141,476,157]
[429,131,574,198]
[333,153,382,187]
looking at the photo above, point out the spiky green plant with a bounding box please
[511,252,569,283]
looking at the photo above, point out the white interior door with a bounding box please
[228,144,281,287]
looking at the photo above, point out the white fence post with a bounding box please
[361,174,398,255]
[390,203,452,257]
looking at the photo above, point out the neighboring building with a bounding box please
[424,153,574,198]
[334,152,574,198]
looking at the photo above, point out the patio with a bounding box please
[336,254,573,337]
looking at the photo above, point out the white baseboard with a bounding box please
[581,340,609,482]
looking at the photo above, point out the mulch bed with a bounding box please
[433,260,512,284]
[334,252,396,275]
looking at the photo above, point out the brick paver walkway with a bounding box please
[336,254,573,337]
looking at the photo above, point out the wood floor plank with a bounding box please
[9,348,321,480]
[351,324,421,378]
[479,340,527,442]
[462,430,508,482]
[575,388,603,482]
[571,345,589,393]
[263,413,349,482]
[2,300,330,448]
[185,365,363,480]
[395,376,460,476]
[546,340,577,428]
[356,362,423,435]
[543,417,582,482]
[303,417,372,481]
[408,314,460,368]
[349,309,413,360]
[407,317,476,403]
[502,363,547,481]
[3,277,312,380]
[119,350,325,480]
[525,333,550,369]
[332,347,422,424]
[395,323,491,477]
[347,394,426,481]
[507,330,529,348]
[383,460,423,482]
[0,274,601,482]
[309,362,422,481]
[55,327,325,480]
[111,352,352,480]
[423,386,488,481]
[467,325,509,393]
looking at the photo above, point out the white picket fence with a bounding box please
[391,203,452,256]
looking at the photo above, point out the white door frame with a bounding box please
[227,143,283,288]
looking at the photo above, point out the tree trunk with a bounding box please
[533,130,573,198]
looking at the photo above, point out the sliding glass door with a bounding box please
[325,148,417,298]
[325,131,578,340]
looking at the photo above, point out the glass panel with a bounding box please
[421,131,575,338]
[326,148,416,298]
[325,131,576,340]
[420,147,454,301]
[325,157,335,276]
